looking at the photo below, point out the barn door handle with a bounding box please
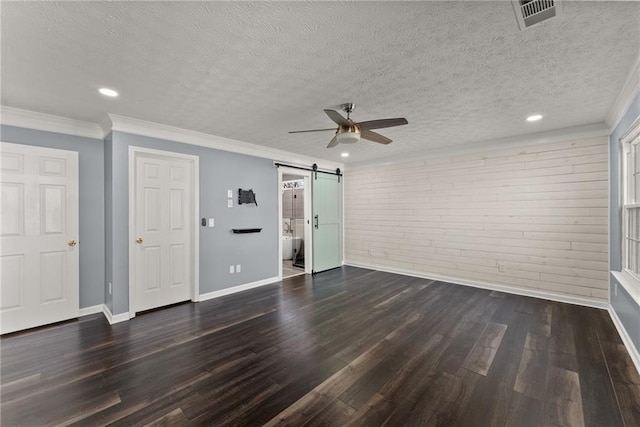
[314,215,319,229]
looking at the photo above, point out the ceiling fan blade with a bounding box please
[324,109,350,126]
[361,128,392,145]
[327,135,339,148]
[357,117,408,130]
[288,128,336,134]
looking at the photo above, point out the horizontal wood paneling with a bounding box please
[344,137,609,302]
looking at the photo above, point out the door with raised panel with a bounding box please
[133,153,192,313]
[0,142,79,334]
[312,173,342,273]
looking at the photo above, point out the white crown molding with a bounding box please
[345,261,609,310]
[606,54,640,131]
[100,114,114,137]
[0,106,104,140]
[347,122,610,169]
[199,276,280,302]
[108,114,344,171]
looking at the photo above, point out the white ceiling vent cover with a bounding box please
[512,0,563,30]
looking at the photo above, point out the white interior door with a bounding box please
[1,142,79,334]
[133,152,192,313]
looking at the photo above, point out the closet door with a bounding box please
[1,142,79,334]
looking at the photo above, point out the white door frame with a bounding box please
[128,146,199,318]
[277,166,313,278]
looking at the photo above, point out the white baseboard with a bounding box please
[199,276,280,302]
[78,304,104,316]
[344,261,609,310]
[608,307,640,376]
[102,304,130,325]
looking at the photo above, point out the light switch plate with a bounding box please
[208,218,214,227]
[229,265,235,274]
[227,189,233,198]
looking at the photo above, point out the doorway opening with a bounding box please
[278,167,312,279]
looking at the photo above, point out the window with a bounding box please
[621,118,640,284]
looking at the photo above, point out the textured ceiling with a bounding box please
[2,1,639,164]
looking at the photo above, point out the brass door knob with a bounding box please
[136,237,143,244]
[68,240,77,247]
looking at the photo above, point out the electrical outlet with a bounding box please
[498,263,505,273]
[208,218,215,227]
[108,282,112,295]
[236,264,241,273]
[229,265,235,274]
[227,189,233,198]
[227,199,233,208]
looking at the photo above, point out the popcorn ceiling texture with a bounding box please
[1,1,638,163]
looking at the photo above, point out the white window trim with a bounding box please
[618,116,640,304]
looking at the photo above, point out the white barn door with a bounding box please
[132,151,194,313]
[1,142,79,334]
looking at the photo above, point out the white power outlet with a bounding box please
[227,199,233,208]
[229,265,235,274]
[227,189,233,198]
[108,282,112,295]
[236,264,241,273]
[497,263,506,273]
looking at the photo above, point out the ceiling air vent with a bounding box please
[512,0,562,30]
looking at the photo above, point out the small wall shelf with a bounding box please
[231,228,262,234]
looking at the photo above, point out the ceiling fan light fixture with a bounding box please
[336,126,361,144]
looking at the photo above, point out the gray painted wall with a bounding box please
[609,92,640,353]
[106,131,278,314]
[0,125,105,309]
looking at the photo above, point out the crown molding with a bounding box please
[0,106,104,140]
[348,121,609,169]
[107,114,344,170]
[100,114,114,137]
[606,53,640,130]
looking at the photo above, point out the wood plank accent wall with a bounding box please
[344,137,609,303]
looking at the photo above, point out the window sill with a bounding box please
[612,270,640,307]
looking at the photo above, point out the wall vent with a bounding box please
[512,0,562,30]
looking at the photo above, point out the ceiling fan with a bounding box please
[289,103,408,148]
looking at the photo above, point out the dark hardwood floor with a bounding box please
[1,266,639,426]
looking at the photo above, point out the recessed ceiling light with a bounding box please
[341,152,349,157]
[526,114,542,122]
[98,88,118,97]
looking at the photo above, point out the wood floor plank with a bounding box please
[544,366,585,427]
[263,313,424,426]
[513,332,549,399]
[1,266,637,426]
[462,322,508,376]
[303,398,356,427]
[343,393,392,427]
[505,390,543,427]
